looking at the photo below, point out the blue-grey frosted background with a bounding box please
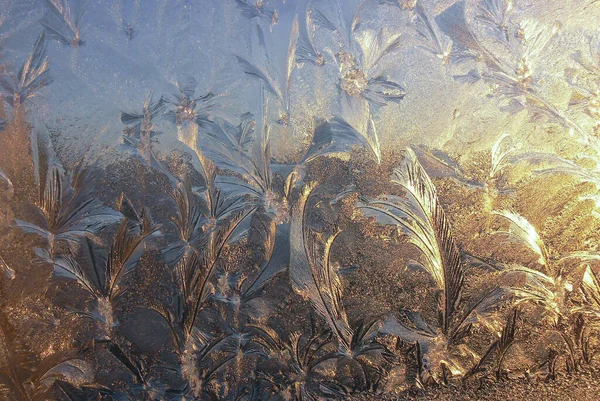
[1,0,597,165]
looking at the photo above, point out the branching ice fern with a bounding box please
[49,209,159,335]
[201,112,291,268]
[385,1,586,147]
[93,339,193,400]
[234,19,297,126]
[290,184,353,353]
[296,1,326,66]
[0,311,90,401]
[159,259,263,398]
[40,0,84,47]
[312,0,405,109]
[275,114,382,202]
[38,197,157,335]
[255,317,334,401]
[205,267,301,394]
[121,92,167,166]
[163,176,207,265]
[162,164,246,264]
[417,3,600,221]
[492,210,600,372]
[429,0,589,141]
[526,37,600,215]
[159,165,256,381]
[464,308,518,381]
[159,199,254,354]
[234,0,279,25]
[116,193,162,240]
[0,32,52,109]
[14,165,122,259]
[357,148,508,384]
[381,0,468,66]
[305,2,394,170]
[166,75,217,128]
[232,1,387,198]
[289,184,391,391]
[474,0,513,42]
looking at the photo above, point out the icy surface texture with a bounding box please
[2,0,600,400]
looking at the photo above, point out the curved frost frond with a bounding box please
[391,148,463,328]
[296,4,325,66]
[362,76,406,107]
[0,32,52,107]
[302,117,379,164]
[290,184,353,351]
[581,266,600,312]
[354,28,402,73]
[412,0,453,63]
[116,193,161,239]
[498,263,575,323]
[534,156,600,187]
[358,148,463,333]
[50,252,99,298]
[234,0,278,25]
[517,19,559,67]
[474,0,513,42]
[14,166,122,256]
[105,219,153,301]
[163,176,204,265]
[493,210,548,267]
[120,93,166,127]
[329,116,380,164]
[285,15,299,108]
[235,17,298,115]
[40,0,84,47]
[234,55,282,102]
[490,133,516,179]
[310,7,337,32]
[28,351,91,396]
[201,115,257,179]
[244,223,290,299]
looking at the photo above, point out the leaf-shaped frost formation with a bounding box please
[474,0,512,42]
[289,184,353,351]
[163,176,205,265]
[329,116,381,164]
[244,223,291,299]
[40,0,84,47]
[493,210,548,267]
[234,0,278,24]
[581,265,600,313]
[363,76,406,107]
[296,6,325,66]
[165,74,218,127]
[0,32,52,108]
[14,166,123,255]
[234,55,282,102]
[358,148,463,333]
[0,311,37,399]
